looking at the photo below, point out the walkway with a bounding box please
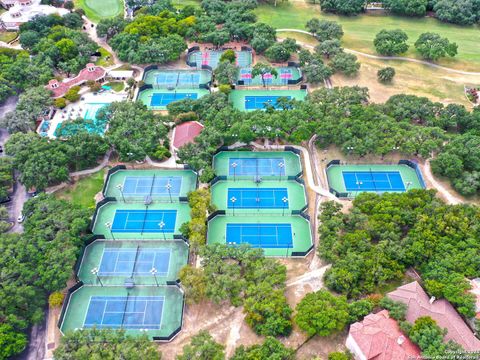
[420,159,463,205]
[276,29,480,76]
[70,149,112,177]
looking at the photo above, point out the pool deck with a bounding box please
[39,92,127,139]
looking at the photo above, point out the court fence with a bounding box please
[102,164,127,197]
[153,283,185,341]
[58,280,84,331]
[398,160,426,189]
[89,197,116,232]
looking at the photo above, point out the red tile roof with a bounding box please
[348,310,421,360]
[45,64,106,98]
[172,121,204,149]
[388,281,480,351]
[468,279,480,320]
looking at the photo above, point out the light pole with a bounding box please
[91,267,103,286]
[278,162,284,182]
[150,267,159,287]
[166,183,173,203]
[105,221,115,240]
[282,196,288,216]
[127,152,134,169]
[231,162,237,182]
[159,221,166,241]
[406,181,412,190]
[116,184,126,202]
[230,196,236,216]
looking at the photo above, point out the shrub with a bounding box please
[54,98,67,109]
[49,291,65,308]
[377,67,396,83]
[218,84,232,95]
[64,86,81,102]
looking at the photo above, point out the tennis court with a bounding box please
[327,163,425,197]
[187,50,252,69]
[137,88,209,110]
[230,89,307,111]
[98,247,171,276]
[228,157,287,176]
[104,169,197,200]
[245,95,292,110]
[92,202,190,240]
[211,180,307,212]
[227,223,293,248]
[214,151,302,179]
[238,67,301,86]
[208,215,313,256]
[227,188,288,209]
[343,171,405,191]
[61,286,184,339]
[151,92,198,107]
[123,176,182,197]
[84,296,164,330]
[143,69,212,88]
[112,210,176,233]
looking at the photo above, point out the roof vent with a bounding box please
[397,335,406,345]
[429,296,436,304]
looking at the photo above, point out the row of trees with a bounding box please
[0,195,91,359]
[317,0,480,25]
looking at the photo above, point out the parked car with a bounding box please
[17,213,25,223]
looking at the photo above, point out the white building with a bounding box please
[0,0,68,31]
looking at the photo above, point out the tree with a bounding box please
[251,62,279,87]
[347,299,374,323]
[214,61,239,85]
[379,297,407,320]
[0,324,27,360]
[219,49,236,63]
[414,33,458,61]
[374,29,409,56]
[433,0,480,25]
[64,86,81,102]
[0,158,13,202]
[176,331,225,360]
[383,0,428,16]
[319,0,366,15]
[250,23,276,53]
[377,67,396,83]
[104,101,168,161]
[302,59,333,83]
[295,290,350,337]
[306,19,344,41]
[315,39,343,58]
[328,352,351,360]
[265,42,293,62]
[231,337,295,360]
[54,328,161,360]
[1,86,53,133]
[179,265,207,304]
[330,52,360,76]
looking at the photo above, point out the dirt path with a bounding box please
[420,159,463,205]
[277,29,480,76]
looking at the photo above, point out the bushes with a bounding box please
[64,86,80,102]
[377,67,396,83]
[48,292,65,308]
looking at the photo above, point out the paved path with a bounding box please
[277,29,480,76]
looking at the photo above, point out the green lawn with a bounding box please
[74,0,123,23]
[95,47,115,67]
[55,171,106,209]
[0,31,18,43]
[104,81,125,92]
[255,1,480,71]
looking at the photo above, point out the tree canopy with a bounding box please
[374,29,409,56]
[176,331,225,360]
[414,32,458,61]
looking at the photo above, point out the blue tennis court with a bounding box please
[150,93,198,107]
[343,171,405,191]
[245,95,291,110]
[84,296,164,330]
[227,188,288,208]
[226,223,293,248]
[228,157,287,176]
[155,73,200,87]
[112,210,177,233]
[98,248,171,276]
[123,176,182,197]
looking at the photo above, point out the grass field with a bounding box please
[95,47,115,67]
[55,171,105,209]
[279,31,480,106]
[74,0,123,23]
[255,0,480,71]
[104,82,125,92]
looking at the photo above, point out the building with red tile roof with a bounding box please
[388,281,480,352]
[172,121,204,150]
[45,63,106,98]
[346,309,421,360]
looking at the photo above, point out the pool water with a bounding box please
[55,103,109,137]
